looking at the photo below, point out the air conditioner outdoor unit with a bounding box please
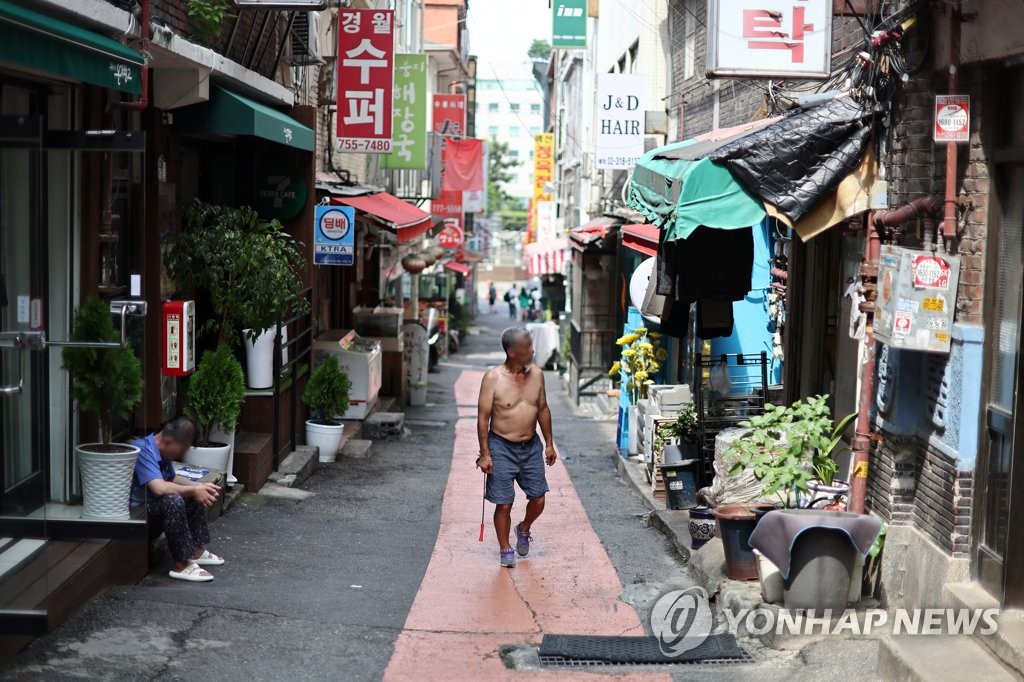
[289,12,324,66]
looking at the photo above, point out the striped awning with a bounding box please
[524,237,569,277]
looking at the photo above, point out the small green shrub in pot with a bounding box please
[670,404,700,444]
[185,346,246,447]
[303,357,352,424]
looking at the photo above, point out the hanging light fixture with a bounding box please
[402,254,426,274]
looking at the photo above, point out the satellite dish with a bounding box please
[629,257,660,323]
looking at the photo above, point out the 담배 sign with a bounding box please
[596,73,645,169]
[336,9,395,153]
[934,95,969,143]
[314,205,355,266]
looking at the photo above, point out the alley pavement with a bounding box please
[3,305,881,681]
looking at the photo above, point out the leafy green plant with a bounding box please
[303,357,352,423]
[61,298,144,445]
[165,201,310,348]
[184,346,246,447]
[188,0,232,45]
[670,404,700,444]
[609,326,668,403]
[728,395,857,507]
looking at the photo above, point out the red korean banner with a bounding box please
[337,9,394,153]
[432,94,467,137]
[441,138,484,192]
[433,189,464,249]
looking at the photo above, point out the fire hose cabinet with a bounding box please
[875,245,961,353]
[162,300,196,375]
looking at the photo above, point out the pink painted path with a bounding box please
[383,370,670,681]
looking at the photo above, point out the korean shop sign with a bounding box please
[934,95,969,143]
[383,54,428,169]
[314,205,356,266]
[532,133,555,238]
[596,73,645,170]
[336,9,395,153]
[432,94,466,138]
[552,0,587,49]
[707,0,831,79]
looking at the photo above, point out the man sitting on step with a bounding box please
[130,416,225,583]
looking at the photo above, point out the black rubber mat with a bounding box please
[538,634,749,665]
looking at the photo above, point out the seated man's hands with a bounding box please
[191,483,221,508]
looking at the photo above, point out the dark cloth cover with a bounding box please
[749,509,883,580]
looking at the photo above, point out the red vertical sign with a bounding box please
[336,9,394,153]
[432,94,467,245]
[432,94,467,137]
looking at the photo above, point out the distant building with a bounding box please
[475,63,546,206]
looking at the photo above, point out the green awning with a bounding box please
[0,0,143,94]
[627,138,766,242]
[176,85,315,152]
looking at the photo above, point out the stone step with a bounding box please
[267,446,319,488]
[341,439,373,459]
[363,412,404,440]
[878,634,1018,681]
[946,582,1024,676]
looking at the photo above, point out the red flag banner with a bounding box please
[441,138,484,192]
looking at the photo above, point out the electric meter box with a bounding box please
[162,300,197,375]
[875,245,961,353]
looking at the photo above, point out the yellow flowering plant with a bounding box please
[610,326,668,403]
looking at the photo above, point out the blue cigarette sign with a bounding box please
[314,205,355,266]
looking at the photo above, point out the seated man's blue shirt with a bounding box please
[130,434,174,507]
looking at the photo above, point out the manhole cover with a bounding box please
[537,634,753,667]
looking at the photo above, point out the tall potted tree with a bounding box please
[61,298,144,520]
[183,346,246,474]
[164,201,309,388]
[303,356,352,463]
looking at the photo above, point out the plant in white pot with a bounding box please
[183,346,246,475]
[164,201,309,388]
[409,380,428,407]
[303,356,352,463]
[61,298,144,520]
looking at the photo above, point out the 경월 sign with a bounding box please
[336,9,395,153]
[314,205,355,266]
[707,0,832,79]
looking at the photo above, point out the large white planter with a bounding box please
[755,548,785,604]
[244,328,276,389]
[409,384,427,406]
[306,420,346,463]
[210,426,237,486]
[184,442,232,474]
[78,444,140,520]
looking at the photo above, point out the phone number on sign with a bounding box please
[336,138,393,153]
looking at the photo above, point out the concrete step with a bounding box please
[363,412,404,440]
[946,582,1024,676]
[268,446,319,488]
[878,634,1018,681]
[341,439,373,459]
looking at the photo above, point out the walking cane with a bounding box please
[479,476,487,542]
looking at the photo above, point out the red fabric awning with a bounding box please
[621,223,660,257]
[569,216,622,250]
[330,192,433,243]
[444,261,472,276]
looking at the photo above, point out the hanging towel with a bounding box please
[696,300,734,339]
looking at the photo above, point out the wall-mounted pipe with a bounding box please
[943,3,962,243]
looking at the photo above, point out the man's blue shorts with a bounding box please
[485,432,549,504]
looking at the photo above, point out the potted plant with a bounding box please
[665,404,700,464]
[165,201,309,388]
[61,298,144,520]
[183,346,246,474]
[610,327,667,456]
[303,356,352,463]
[409,379,428,407]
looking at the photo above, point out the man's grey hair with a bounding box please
[501,326,531,353]
[162,416,197,447]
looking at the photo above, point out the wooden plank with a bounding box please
[5,540,106,611]
[0,541,78,608]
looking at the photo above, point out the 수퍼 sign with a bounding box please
[337,9,395,153]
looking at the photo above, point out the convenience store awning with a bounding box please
[330,193,433,243]
[0,0,144,94]
[175,84,314,151]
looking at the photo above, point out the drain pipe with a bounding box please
[941,2,963,250]
[111,0,150,112]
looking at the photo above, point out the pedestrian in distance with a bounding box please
[505,284,518,320]
[130,416,226,582]
[475,327,558,567]
[488,281,498,314]
[518,287,530,322]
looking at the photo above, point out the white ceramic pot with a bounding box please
[627,404,639,456]
[409,385,427,406]
[306,420,345,463]
[78,444,140,520]
[243,328,276,389]
[210,426,237,486]
[850,552,865,603]
[184,443,232,474]
[754,548,785,605]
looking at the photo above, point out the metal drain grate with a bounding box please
[537,634,754,667]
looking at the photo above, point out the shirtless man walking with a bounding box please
[476,327,558,567]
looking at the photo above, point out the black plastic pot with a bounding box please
[713,504,759,580]
[784,527,857,611]
[659,459,700,510]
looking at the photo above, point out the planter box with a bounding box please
[233,432,273,493]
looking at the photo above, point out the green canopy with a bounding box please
[627,138,766,242]
[176,85,315,152]
[0,0,143,94]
